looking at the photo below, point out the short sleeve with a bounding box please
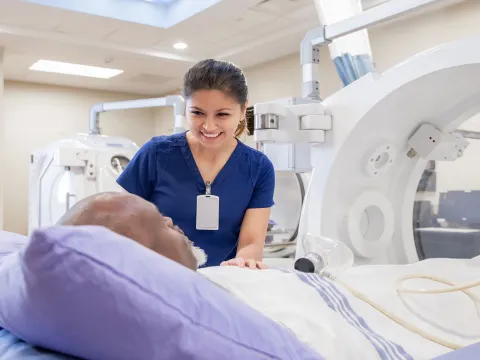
[247,155,275,209]
[117,138,157,200]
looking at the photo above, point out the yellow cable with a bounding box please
[396,275,480,297]
[330,273,480,350]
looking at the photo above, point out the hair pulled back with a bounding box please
[182,59,249,137]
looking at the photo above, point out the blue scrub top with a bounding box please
[116,132,275,267]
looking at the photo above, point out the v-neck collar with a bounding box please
[180,131,242,194]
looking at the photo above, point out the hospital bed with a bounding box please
[1,229,480,360]
[201,258,480,360]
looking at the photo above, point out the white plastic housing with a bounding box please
[407,123,469,161]
[28,133,139,234]
[293,36,480,265]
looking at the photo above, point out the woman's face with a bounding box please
[186,89,246,148]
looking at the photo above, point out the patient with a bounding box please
[56,192,207,271]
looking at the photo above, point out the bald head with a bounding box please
[57,192,205,271]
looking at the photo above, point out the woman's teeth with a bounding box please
[202,132,220,138]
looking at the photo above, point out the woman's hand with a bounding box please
[220,257,268,269]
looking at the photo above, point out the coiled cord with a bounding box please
[328,274,480,350]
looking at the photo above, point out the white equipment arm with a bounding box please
[302,0,458,99]
[89,95,186,135]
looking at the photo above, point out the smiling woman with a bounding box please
[117,59,275,269]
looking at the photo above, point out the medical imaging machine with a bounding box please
[254,0,476,266]
[28,96,186,234]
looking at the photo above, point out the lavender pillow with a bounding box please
[0,329,76,360]
[0,226,322,360]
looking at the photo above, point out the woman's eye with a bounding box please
[217,113,230,117]
[191,111,203,116]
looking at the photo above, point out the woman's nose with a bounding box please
[202,118,217,131]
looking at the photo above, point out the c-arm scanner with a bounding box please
[253,0,477,265]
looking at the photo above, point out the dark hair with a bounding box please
[182,59,249,138]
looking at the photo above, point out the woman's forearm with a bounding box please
[236,243,264,261]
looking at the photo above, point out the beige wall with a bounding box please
[3,81,156,234]
[151,89,182,136]
[154,106,177,135]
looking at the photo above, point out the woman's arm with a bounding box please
[221,156,275,269]
[235,207,271,263]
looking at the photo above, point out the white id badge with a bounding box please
[196,195,219,230]
[196,181,219,230]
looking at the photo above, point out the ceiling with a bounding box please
[0,0,448,96]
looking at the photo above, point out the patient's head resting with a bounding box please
[56,192,206,271]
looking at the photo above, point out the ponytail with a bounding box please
[235,118,249,139]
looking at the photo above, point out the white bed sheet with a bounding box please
[200,257,480,360]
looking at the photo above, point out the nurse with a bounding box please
[117,59,275,269]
